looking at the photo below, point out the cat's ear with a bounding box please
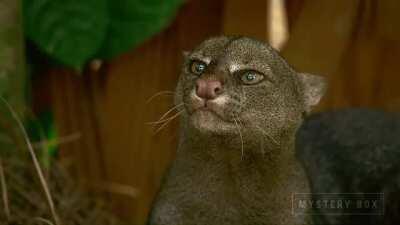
[298,73,327,113]
[182,51,191,58]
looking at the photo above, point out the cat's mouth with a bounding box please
[195,106,226,120]
[183,91,240,133]
[190,106,222,120]
[190,110,236,133]
[189,99,231,122]
[187,104,238,134]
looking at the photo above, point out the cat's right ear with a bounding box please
[182,51,191,58]
[298,73,327,113]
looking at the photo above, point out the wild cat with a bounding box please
[148,36,326,225]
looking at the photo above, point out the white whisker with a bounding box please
[146,91,174,104]
[236,117,244,128]
[254,124,280,146]
[147,103,184,125]
[154,110,184,134]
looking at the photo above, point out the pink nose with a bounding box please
[195,79,223,100]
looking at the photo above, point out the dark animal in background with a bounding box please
[297,108,400,225]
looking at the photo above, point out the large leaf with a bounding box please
[96,0,183,59]
[23,0,108,68]
[23,0,183,68]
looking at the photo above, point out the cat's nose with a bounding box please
[195,79,223,100]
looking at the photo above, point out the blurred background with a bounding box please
[0,0,399,224]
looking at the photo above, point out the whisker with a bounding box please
[147,103,184,125]
[146,91,174,104]
[254,124,280,146]
[151,110,182,126]
[154,110,184,134]
[157,103,184,121]
[235,116,245,128]
[233,117,244,160]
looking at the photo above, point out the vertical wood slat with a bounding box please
[282,0,361,110]
[282,0,400,111]
[223,0,269,41]
[282,0,361,75]
[49,69,107,183]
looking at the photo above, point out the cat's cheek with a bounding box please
[186,90,204,111]
[188,110,236,134]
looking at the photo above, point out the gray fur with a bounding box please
[148,36,326,225]
[297,108,400,225]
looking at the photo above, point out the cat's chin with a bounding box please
[189,110,236,134]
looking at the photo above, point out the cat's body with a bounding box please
[148,36,326,225]
[297,108,400,225]
[151,126,310,225]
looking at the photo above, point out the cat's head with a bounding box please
[175,36,326,144]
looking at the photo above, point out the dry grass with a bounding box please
[0,97,125,225]
[0,153,124,225]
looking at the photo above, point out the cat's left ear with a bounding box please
[182,51,190,58]
[298,73,327,113]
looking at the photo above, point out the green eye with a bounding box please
[241,70,264,85]
[190,60,207,75]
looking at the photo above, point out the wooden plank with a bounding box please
[282,0,360,74]
[283,0,400,111]
[223,0,268,41]
[282,0,361,110]
[377,0,400,41]
[285,0,306,30]
[49,69,107,184]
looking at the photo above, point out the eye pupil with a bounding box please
[240,71,265,85]
[190,61,207,75]
[246,73,256,81]
[196,64,205,73]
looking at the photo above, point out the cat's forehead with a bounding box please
[191,36,274,63]
[190,36,230,61]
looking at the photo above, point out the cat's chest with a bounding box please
[173,159,282,219]
[175,171,306,225]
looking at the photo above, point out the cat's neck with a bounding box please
[177,126,303,184]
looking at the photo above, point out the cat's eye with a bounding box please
[240,70,265,85]
[190,60,207,75]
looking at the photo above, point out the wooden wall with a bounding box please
[37,0,400,224]
[283,0,400,112]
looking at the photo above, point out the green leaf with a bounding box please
[96,0,183,59]
[23,0,108,68]
[23,0,183,68]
